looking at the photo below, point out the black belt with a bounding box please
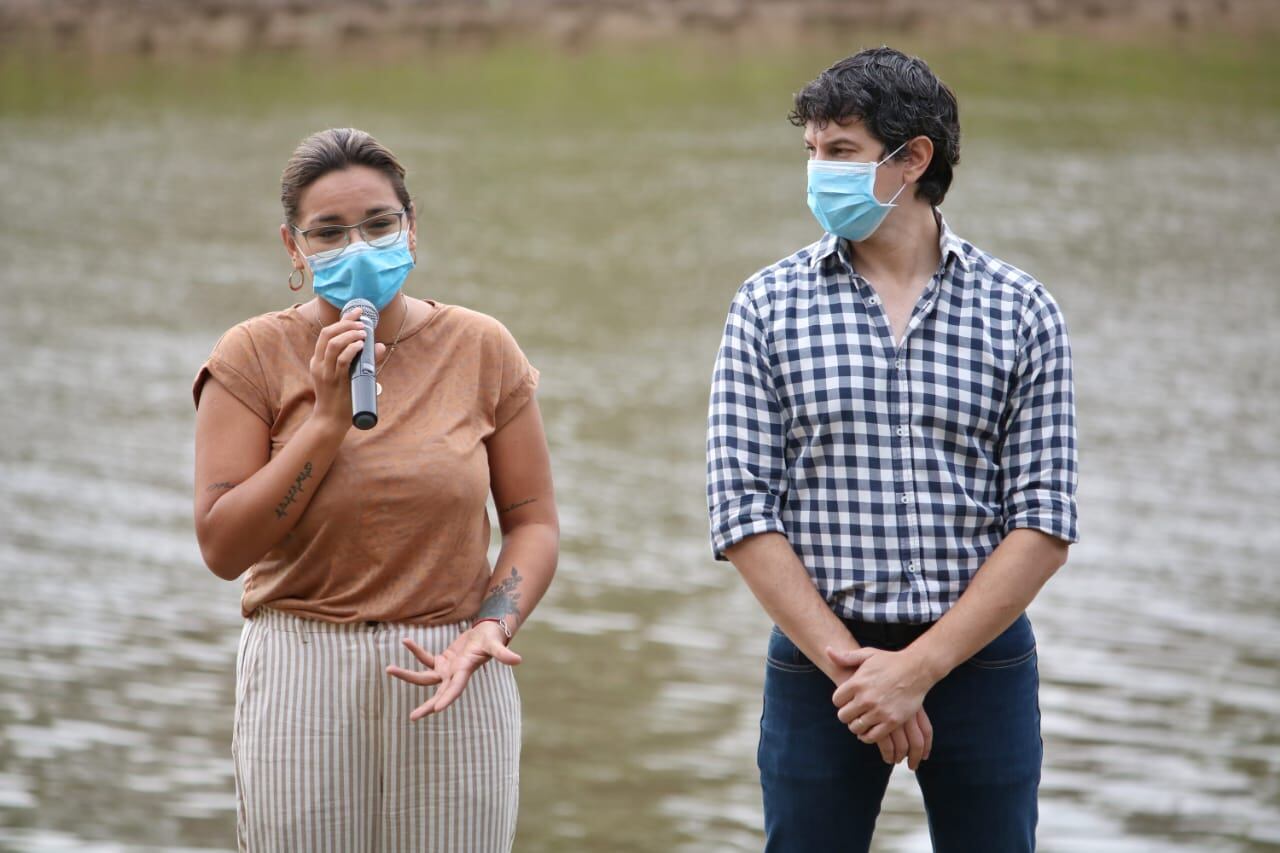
[842,618,935,649]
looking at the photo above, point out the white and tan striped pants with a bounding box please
[232,608,521,852]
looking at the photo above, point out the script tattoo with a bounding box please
[275,462,314,519]
[205,482,237,493]
[498,497,537,514]
[476,566,523,621]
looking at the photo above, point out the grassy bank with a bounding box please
[2,30,1277,127]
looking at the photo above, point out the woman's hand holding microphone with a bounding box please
[309,308,385,432]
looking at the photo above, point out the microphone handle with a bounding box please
[350,313,378,430]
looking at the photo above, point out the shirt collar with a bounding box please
[807,212,972,273]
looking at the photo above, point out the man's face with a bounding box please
[804,118,906,204]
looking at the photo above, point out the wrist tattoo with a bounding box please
[498,497,537,514]
[476,566,523,621]
[206,482,237,493]
[275,462,314,519]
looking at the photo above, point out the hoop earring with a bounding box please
[288,267,304,292]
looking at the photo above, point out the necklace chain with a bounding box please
[311,294,410,379]
[376,294,410,378]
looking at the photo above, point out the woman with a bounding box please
[193,127,558,852]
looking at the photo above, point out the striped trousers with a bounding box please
[233,607,521,852]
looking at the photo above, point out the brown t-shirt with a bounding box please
[192,299,539,625]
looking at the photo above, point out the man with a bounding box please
[706,47,1078,852]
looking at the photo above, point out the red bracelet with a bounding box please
[473,617,513,642]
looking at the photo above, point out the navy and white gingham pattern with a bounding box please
[707,220,1078,624]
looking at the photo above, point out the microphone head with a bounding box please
[341,297,379,326]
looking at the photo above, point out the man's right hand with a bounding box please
[829,660,933,769]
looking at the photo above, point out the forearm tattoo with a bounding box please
[205,482,237,493]
[275,462,313,519]
[498,497,537,514]
[476,566,523,621]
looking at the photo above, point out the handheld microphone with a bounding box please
[342,298,379,430]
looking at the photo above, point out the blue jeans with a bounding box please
[758,614,1042,853]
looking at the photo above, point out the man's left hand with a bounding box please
[825,646,939,745]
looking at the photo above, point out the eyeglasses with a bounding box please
[292,208,407,260]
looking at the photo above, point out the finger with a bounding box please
[904,716,925,771]
[839,698,875,727]
[385,665,442,687]
[408,674,450,720]
[401,637,436,668]
[837,701,867,726]
[917,709,934,762]
[408,698,436,721]
[322,328,367,368]
[425,668,474,715]
[335,339,366,372]
[861,720,896,744]
[876,736,895,765]
[488,643,523,666]
[832,676,865,708]
[315,314,364,348]
[825,646,875,669]
[313,328,363,373]
[890,728,909,764]
[845,709,873,735]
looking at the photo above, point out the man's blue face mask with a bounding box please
[306,230,415,311]
[806,141,909,242]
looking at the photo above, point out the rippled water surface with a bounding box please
[1,37,1278,852]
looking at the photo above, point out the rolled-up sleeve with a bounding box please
[706,286,789,559]
[1000,290,1079,544]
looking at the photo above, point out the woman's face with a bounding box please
[282,164,416,272]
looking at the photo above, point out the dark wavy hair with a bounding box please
[789,47,960,206]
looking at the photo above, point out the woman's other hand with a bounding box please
[385,623,522,720]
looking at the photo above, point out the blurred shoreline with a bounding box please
[3,0,1279,56]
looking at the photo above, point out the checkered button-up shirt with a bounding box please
[706,219,1078,624]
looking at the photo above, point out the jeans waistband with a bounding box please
[841,617,936,650]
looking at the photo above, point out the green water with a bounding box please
[1,33,1278,851]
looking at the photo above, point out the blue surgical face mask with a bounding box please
[306,229,415,310]
[806,141,909,242]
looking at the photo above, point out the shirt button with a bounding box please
[896,359,904,369]
[906,562,918,573]
[901,494,911,503]
[896,426,908,436]
[867,295,881,305]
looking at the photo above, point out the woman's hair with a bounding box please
[280,128,412,226]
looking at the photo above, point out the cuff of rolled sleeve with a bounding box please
[710,494,787,561]
[1003,490,1079,544]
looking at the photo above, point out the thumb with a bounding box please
[825,646,875,668]
[374,342,387,359]
[490,644,523,666]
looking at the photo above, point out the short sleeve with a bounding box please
[492,321,539,430]
[193,322,273,425]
